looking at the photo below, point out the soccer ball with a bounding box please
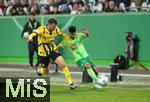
[97,74,108,86]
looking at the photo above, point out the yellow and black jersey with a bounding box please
[28,25,71,56]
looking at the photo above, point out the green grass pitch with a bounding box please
[50,85,150,102]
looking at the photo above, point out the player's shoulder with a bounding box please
[55,26,61,31]
[55,26,63,34]
[39,25,46,28]
[77,32,83,35]
[77,32,83,37]
[37,25,46,30]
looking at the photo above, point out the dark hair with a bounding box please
[69,26,76,33]
[48,18,57,25]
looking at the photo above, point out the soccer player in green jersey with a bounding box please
[57,26,102,88]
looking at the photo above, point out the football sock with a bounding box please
[37,67,49,74]
[87,68,98,82]
[63,66,73,85]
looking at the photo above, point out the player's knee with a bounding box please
[61,64,66,68]
[84,63,91,69]
[59,63,66,68]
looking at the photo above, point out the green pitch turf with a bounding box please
[51,85,150,102]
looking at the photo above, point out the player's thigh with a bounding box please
[85,56,96,68]
[39,56,50,68]
[76,59,88,70]
[49,51,65,68]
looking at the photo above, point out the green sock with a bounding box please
[87,68,98,82]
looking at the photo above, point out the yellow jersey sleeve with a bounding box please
[55,26,72,46]
[28,26,44,40]
[56,26,63,36]
[61,34,72,46]
[34,26,44,35]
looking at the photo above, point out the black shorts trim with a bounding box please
[39,51,61,68]
[49,51,61,61]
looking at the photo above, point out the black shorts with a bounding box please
[39,51,61,68]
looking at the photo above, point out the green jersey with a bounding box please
[61,33,88,62]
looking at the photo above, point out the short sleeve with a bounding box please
[56,26,63,36]
[78,33,84,41]
[34,26,44,35]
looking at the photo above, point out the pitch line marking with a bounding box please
[62,16,75,31]
[41,16,44,25]
[0,67,150,78]
[12,17,23,31]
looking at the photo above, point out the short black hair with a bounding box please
[69,26,76,33]
[48,18,57,25]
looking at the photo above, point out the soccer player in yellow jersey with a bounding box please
[28,18,77,89]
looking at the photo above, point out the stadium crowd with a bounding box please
[0,0,150,16]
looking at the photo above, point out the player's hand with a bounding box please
[82,28,89,37]
[54,45,61,50]
[28,37,33,42]
[70,45,77,50]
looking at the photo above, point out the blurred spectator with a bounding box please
[0,0,149,16]
[28,2,40,14]
[82,3,92,13]
[0,0,5,16]
[147,0,150,9]
[114,0,124,7]
[67,0,74,11]
[103,0,109,12]
[124,0,131,8]
[21,0,29,14]
[129,0,138,12]
[108,0,118,12]
[17,7,26,15]
[4,0,14,7]
[132,0,142,7]
[141,0,149,12]
[39,0,50,14]
[58,5,65,13]
[13,0,26,15]
[5,0,14,15]
[70,3,81,14]
[103,0,118,12]
[50,5,61,14]
[119,2,126,12]
[96,1,104,12]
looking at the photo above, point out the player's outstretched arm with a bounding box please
[28,32,37,42]
[82,28,89,38]
[61,34,72,47]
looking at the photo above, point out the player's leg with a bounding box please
[77,59,101,88]
[84,62,98,81]
[83,62,102,88]
[85,56,100,75]
[34,45,39,67]
[51,51,77,89]
[28,42,34,67]
[37,56,50,76]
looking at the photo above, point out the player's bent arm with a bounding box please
[61,34,72,47]
[57,38,77,51]
[54,45,61,51]
[28,32,37,42]
[28,26,43,41]
[82,28,89,38]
